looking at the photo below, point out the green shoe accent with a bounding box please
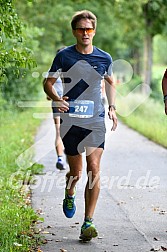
[79,218,98,241]
[63,188,76,218]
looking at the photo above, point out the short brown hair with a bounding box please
[71,10,97,30]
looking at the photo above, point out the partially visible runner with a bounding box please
[44,10,117,241]
[44,47,66,170]
[162,68,167,115]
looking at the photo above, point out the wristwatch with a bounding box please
[108,105,116,110]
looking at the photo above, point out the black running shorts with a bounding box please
[60,122,106,156]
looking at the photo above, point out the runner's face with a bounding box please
[72,18,96,46]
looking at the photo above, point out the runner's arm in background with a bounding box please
[43,77,69,112]
[162,69,167,115]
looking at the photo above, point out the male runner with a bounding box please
[44,10,117,241]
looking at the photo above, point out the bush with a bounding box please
[150,77,163,101]
[1,67,41,109]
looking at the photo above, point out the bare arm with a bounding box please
[162,69,167,115]
[104,74,118,131]
[43,77,69,112]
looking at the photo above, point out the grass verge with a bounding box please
[0,107,44,252]
[117,96,167,148]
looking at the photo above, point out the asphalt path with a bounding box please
[32,116,167,252]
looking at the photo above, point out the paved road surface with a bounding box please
[32,117,167,252]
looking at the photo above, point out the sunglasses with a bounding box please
[74,27,94,34]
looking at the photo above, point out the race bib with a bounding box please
[68,100,94,118]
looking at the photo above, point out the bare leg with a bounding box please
[54,117,64,156]
[66,154,83,196]
[85,147,103,218]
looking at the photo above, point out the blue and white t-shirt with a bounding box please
[49,45,112,125]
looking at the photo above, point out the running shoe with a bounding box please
[79,217,98,241]
[63,188,76,218]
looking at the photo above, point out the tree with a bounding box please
[12,0,167,92]
[112,0,167,90]
[0,0,36,81]
[142,0,167,90]
[15,0,75,59]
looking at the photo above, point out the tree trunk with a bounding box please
[142,33,153,93]
[132,48,141,76]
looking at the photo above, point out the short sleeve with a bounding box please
[107,61,112,76]
[104,55,113,77]
[48,52,63,78]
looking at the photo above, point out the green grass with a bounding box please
[152,64,166,79]
[116,64,167,148]
[151,64,165,100]
[0,107,44,252]
[118,96,167,148]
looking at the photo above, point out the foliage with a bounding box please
[111,0,167,86]
[1,66,40,107]
[112,0,146,47]
[15,0,75,58]
[0,0,37,80]
[111,0,167,46]
[142,0,167,36]
[150,64,165,101]
[14,0,167,69]
[116,75,142,96]
[0,2,43,107]
[153,34,167,65]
